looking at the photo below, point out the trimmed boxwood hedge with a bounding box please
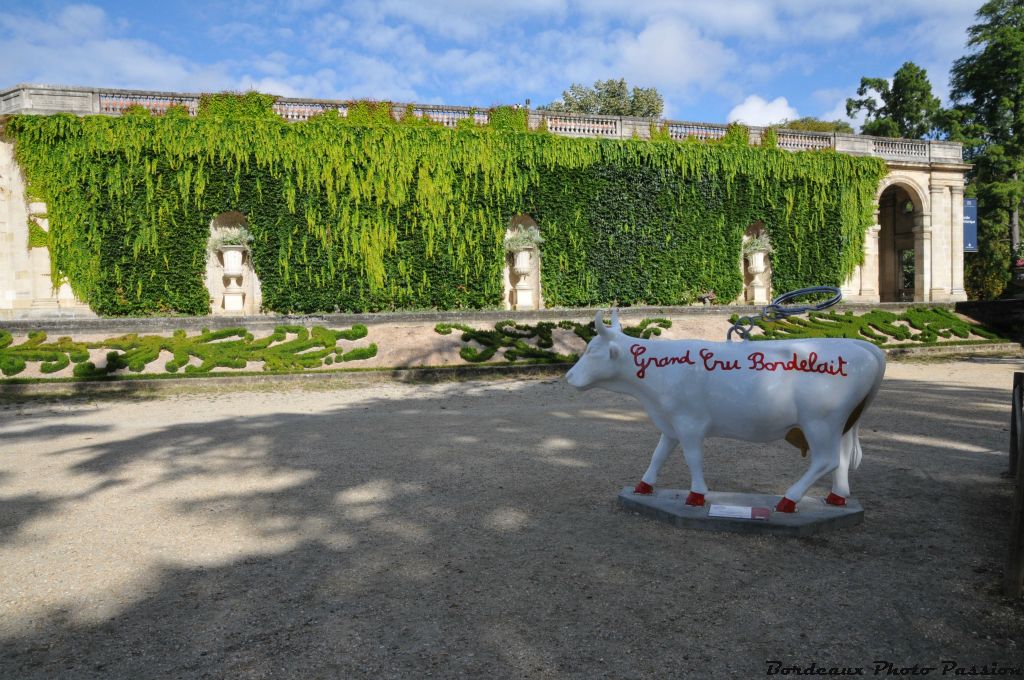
[435,318,671,363]
[743,307,1008,346]
[0,325,376,377]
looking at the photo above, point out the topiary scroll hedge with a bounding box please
[3,95,886,316]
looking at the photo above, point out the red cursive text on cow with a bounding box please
[747,351,848,377]
[698,348,742,372]
[630,344,695,379]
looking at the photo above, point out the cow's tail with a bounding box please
[848,423,863,470]
[847,342,887,471]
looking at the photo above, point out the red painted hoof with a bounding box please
[776,497,797,513]
[685,492,705,507]
[825,493,847,507]
[633,481,654,495]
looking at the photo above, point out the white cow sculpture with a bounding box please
[565,311,886,512]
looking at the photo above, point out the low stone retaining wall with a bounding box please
[1,301,1015,395]
[0,301,955,335]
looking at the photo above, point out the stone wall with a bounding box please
[0,83,972,315]
[0,141,93,319]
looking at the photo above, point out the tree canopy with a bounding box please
[846,61,942,138]
[539,78,664,118]
[779,117,854,134]
[948,0,1024,297]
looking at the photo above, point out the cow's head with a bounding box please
[565,310,624,390]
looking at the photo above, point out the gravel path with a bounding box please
[1,357,1023,678]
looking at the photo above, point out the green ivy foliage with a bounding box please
[27,220,49,248]
[436,317,672,363]
[4,97,886,316]
[198,92,279,119]
[742,307,1006,346]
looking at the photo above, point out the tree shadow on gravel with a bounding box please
[1,372,1023,679]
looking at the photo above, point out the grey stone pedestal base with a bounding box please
[617,487,863,536]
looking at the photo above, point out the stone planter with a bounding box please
[220,245,246,276]
[745,249,767,276]
[513,249,533,276]
[509,247,537,310]
[218,245,247,312]
[744,249,770,304]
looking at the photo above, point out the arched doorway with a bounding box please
[877,185,920,302]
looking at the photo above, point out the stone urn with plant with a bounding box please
[505,225,543,310]
[742,233,773,304]
[209,227,253,275]
[742,233,773,277]
[208,227,253,312]
[505,226,544,275]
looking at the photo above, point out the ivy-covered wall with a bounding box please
[3,94,886,316]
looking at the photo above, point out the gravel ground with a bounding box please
[1,357,1023,678]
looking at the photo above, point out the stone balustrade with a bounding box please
[272,100,341,121]
[0,83,964,166]
[867,137,930,161]
[668,121,728,141]
[540,113,620,137]
[775,130,833,151]
[407,104,488,127]
[99,92,200,116]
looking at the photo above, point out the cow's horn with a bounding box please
[610,308,621,331]
[595,310,612,338]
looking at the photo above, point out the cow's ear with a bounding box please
[608,343,620,360]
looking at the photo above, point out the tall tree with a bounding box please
[950,0,1024,263]
[779,117,854,134]
[540,78,664,118]
[846,62,942,138]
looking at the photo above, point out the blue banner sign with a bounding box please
[964,198,978,252]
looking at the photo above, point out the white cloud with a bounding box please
[822,99,863,131]
[818,84,885,132]
[0,4,233,91]
[746,53,815,83]
[0,0,985,125]
[565,0,782,39]
[508,17,736,113]
[614,18,736,91]
[287,0,330,11]
[352,21,422,53]
[234,69,341,99]
[787,9,864,41]
[727,95,798,126]
[250,52,293,78]
[312,13,352,39]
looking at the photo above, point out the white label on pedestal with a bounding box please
[708,504,753,519]
[708,504,771,520]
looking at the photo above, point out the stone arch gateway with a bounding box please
[841,158,968,303]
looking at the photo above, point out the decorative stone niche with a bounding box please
[503,215,543,311]
[205,211,262,315]
[741,223,772,305]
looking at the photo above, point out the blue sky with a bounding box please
[0,1,982,128]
